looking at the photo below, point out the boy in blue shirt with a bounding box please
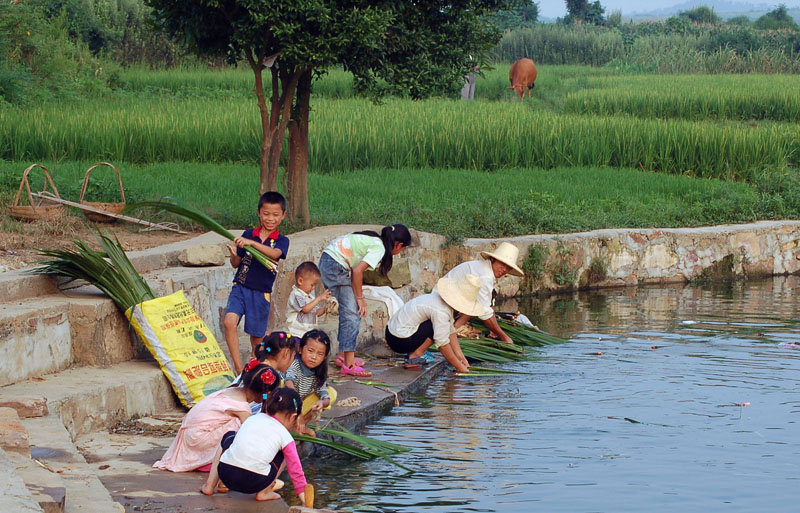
[223,191,290,373]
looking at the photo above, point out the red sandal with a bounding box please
[335,355,364,368]
[340,365,372,377]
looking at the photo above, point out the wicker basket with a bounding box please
[79,162,126,223]
[9,164,66,221]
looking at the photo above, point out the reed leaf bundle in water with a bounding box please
[467,366,533,375]
[294,422,413,472]
[133,198,278,271]
[34,232,156,311]
[472,317,568,346]
[433,338,529,363]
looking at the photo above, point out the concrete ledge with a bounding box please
[0,447,43,513]
[0,297,72,386]
[66,293,136,367]
[23,416,125,513]
[0,407,31,457]
[127,231,230,275]
[0,270,58,303]
[2,361,178,440]
[9,451,66,513]
[460,220,800,295]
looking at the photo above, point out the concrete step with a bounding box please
[10,451,67,513]
[1,361,179,440]
[0,408,65,512]
[0,296,72,386]
[0,447,44,513]
[23,416,125,513]
[0,269,59,303]
[0,290,147,386]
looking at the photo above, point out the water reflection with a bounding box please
[306,277,800,512]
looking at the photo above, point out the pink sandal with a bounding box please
[335,355,364,368]
[340,365,372,377]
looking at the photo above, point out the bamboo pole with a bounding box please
[32,192,187,234]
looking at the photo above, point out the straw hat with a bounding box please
[480,242,524,277]
[436,274,487,317]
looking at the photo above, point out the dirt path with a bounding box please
[0,211,199,271]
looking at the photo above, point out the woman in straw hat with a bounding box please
[385,274,487,373]
[443,242,524,344]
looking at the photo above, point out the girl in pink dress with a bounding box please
[154,361,280,472]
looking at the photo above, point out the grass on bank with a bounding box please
[2,162,797,242]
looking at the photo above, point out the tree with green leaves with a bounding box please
[564,0,604,26]
[679,6,721,24]
[144,0,512,223]
[493,0,539,30]
[754,4,799,30]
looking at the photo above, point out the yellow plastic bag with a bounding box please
[126,290,234,407]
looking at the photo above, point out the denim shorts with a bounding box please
[225,283,271,338]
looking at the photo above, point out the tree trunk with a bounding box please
[246,52,275,195]
[287,68,312,225]
[247,52,303,196]
[265,70,301,194]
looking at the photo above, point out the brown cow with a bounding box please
[507,58,537,99]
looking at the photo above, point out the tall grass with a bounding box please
[612,44,800,74]
[308,99,796,178]
[116,66,357,99]
[2,94,796,178]
[564,74,800,121]
[495,25,624,65]
[495,25,800,74]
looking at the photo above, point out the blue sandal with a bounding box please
[404,356,429,367]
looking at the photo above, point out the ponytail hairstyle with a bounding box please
[241,358,280,412]
[266,387,303,418]
[299,329,331,389]
[353,224,412,276]
[254,331,297,361]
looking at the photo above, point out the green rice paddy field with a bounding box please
[2,64,799,239]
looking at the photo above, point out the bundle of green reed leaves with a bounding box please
[133,198,277,271]
[472,316,568,347]
[34,232,156,311]
[456,338,529,363]
[293,421,412,472]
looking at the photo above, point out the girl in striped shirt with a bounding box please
[285,329,337,436]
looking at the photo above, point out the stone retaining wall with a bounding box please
[454,220,800,297]
[130,221,800,354]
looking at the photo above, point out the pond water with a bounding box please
[306,276,800,512]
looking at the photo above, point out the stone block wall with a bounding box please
[124,221,800,355]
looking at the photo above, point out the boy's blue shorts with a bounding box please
[225,283,271,338]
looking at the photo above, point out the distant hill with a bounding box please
[628,0,800,22]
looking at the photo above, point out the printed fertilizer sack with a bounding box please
[126,290,234,407]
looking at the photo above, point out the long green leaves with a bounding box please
[133,198,277,271]
[475,317,568,347]
[34,232,156,311]
[436,317,569,365]
[293,421,413,472]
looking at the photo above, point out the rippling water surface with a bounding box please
[306,277,800,512]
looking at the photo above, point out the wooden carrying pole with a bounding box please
[32,192,187,234]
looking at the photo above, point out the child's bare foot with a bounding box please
[200,483,215,496]
[216,483,229,493]
[255,490,281,501]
